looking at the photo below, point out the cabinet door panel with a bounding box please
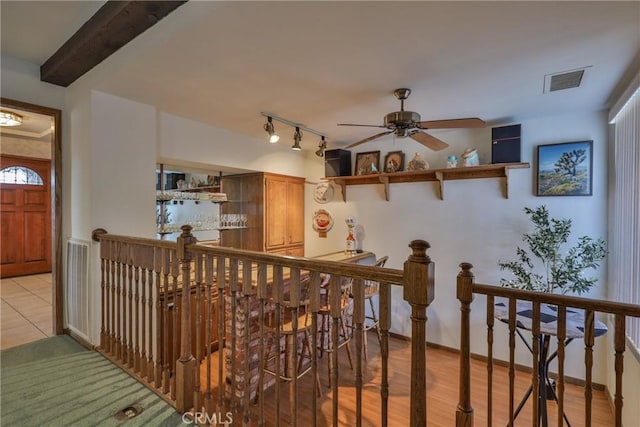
[287,180,305,246]
[265,177,287,249]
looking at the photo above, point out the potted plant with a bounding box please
[499,205,607,295]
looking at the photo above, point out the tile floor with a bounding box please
[1,273,53,350]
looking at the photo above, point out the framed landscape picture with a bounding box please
[354,151,381,175]
[536,140,593,196]
[383,151,405,173]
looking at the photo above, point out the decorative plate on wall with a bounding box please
[312,209,334,238]
[314,182,334,204]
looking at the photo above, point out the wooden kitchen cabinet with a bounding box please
[221,172,305,256]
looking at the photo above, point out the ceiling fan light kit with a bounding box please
[338,88,486,151]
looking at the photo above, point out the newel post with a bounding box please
[403,240,435,427]
[176,225,197,413]
[456,262,475,427]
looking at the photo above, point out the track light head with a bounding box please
[263,116,280,143]
[315,136,327,157]
[292,127,303,151]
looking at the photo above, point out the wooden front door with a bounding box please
[0,155,52,278]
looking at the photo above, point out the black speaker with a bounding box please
[325,149,351,177]
[491,124,521,164]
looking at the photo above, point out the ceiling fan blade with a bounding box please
[337,123,387,128]
[417,118,486,129]
[409,131,449,151]
[345,130,394,148]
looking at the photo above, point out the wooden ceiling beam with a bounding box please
[40,1,187,87]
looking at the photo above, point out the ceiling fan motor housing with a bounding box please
[384,111,421,133]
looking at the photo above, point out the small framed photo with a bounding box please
[536,140,593,196]
[383,151,405,173]
[354,151,381,175]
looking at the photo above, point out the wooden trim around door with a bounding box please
[1,98,63,335]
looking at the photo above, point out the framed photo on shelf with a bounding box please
[354,151,381,175]
[536,140,593,196]
[383,151,405,173]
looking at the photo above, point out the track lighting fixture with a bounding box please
[260,112,327,153]
[292,127,302,151]
[315,136,327,157]
[263,116,280,143]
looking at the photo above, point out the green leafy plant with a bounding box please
[499,205,607,295]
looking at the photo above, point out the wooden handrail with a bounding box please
[472,283,640,317]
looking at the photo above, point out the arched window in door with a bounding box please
[0,166,44,185]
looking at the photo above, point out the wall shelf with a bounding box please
[324,162,530,201]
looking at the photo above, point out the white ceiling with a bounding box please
[2,1,639,152]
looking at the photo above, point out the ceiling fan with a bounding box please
[338,88,486,150]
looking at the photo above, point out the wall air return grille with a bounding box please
[544,67,591,93]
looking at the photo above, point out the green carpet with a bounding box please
[1,336,185,426]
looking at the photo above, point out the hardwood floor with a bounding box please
[199,331,614,426]
[0,273,53,349]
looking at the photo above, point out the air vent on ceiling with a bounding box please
[544,66,591,93]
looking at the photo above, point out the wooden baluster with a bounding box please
[379,279,391,427]
[556,306,566,427]
[140,247,148,377]
[614,314,625,427]
[242,259,253,426]
[256,262,267,426]
[584,309,595,426]
[124,244,131,366]
[531,302,540,426]
[146,254,154,383]
[162,248,172,394]
[486,295,494,427]
[116,242,123,361]
[352,277,365,427]
[194,253,204,413]
[170,248,180,400]
[176,225,197,413]
[273,264,283,427]
[290,268,301,427]
[329,273,341,425]
[309,271,322,427]
[229,257,239,413]
[133,248,141,372]
[128,246,135,369]
[204,254,214,416]
[508,298,516,427]
[100,243,107,350]
[216,255,226,415]
[456,262,474,427]
[110,241,117,354]
[154,247,165,389]
[403,240,435,427]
